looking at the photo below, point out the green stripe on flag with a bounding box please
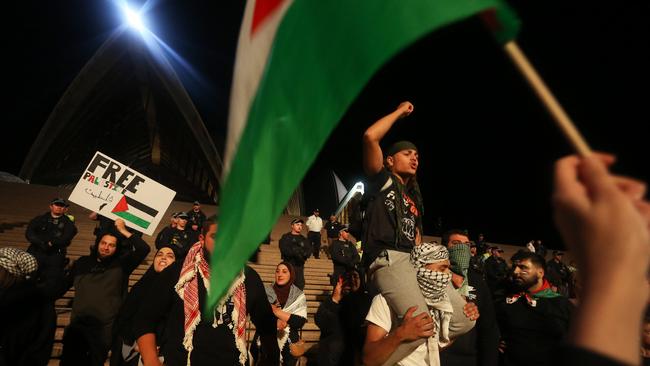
[208,0,520,308]
[114,211,151,229]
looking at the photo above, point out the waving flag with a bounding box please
[208,0,520,308]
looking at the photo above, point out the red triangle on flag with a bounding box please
[251,0,285,35]
[112,196,129,213]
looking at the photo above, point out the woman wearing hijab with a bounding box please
[252,261,308,366]
[110,245,178,366]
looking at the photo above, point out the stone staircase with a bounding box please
[0,181,552,365]
[0,181,335,365]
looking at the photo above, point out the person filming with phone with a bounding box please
[316,268,371,366]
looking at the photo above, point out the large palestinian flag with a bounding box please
[208,0,519,308]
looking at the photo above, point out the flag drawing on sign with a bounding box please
[207,0,520,310]
[111,196,159,230]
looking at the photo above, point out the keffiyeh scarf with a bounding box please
[0,247,38,278]
[448,244,472,299]
[175,242,247,365]
[264,284,308,361]
[411,243,454,346]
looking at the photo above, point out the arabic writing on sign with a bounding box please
[84,188,114,203]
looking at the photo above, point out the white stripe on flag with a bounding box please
[224,0,294,177]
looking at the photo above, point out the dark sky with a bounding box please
[5,1,649,249]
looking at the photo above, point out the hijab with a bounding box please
[272,262,295,307]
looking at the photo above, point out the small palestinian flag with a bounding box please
[111,196,158,229]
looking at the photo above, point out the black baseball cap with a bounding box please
[51,198,67,206]
[291,218,304,225]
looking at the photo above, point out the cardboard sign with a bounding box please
[69,151,176,236]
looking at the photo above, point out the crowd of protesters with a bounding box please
[1,102,649,366]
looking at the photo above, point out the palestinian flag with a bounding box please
[111,196,158,230]
[208,0,520,308]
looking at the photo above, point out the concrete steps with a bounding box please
[0,181,337,365]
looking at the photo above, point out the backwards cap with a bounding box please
[386,140,418,157]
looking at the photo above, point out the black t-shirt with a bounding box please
[363,169,421,266]
[324,220,342,238]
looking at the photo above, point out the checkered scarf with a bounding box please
[0,247,38,278]
[410,242,449,296]
[175,242,248,365]
[410,242,453,345]
[448,244,471,298]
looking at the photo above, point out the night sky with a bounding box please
[5,1,649,249]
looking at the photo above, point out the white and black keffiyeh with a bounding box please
[0,247,38,279]
[263,284,308,361]
[416,268,452,303]
[411,242,451,302]
[411,242,454,348]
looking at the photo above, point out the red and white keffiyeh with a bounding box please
[175,242,248,365]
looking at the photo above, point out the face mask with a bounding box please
[416,267,451,302]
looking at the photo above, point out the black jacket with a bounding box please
[279,233,311,267]
[315,290,371,366]
[330,239,360,283]
[440,268,499,366]
[496,293,573,366]
[155,227,198,258]
[25,212,77,254]
[67,235,150,325]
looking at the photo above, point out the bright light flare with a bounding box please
[122,4,146,32]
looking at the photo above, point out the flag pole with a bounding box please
[503,41,592,157]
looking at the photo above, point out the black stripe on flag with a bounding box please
[125,196,159,217]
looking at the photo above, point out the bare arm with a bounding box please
[114,218,132,238]
[363,306,434,366]
[136,333,162,366]
[362,101,414,176]
[363,323,407,366]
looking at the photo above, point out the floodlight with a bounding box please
[122,5,145,32]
